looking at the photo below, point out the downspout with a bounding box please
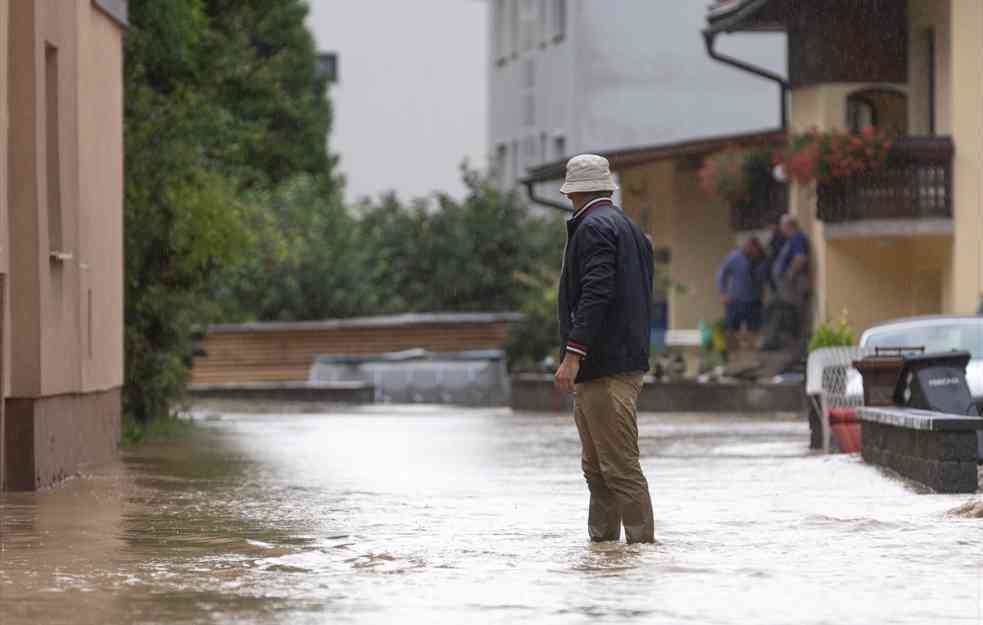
[703,30,789,130]
[523,179,572,213]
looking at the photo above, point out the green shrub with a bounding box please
[808,311,856,352]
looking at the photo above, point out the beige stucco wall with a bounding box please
[0,0,8,490]
[909,0,952,135]
[77,2,124,392]
[823,235,950,334]
[619,160,673,250]
[788,80,924,330]
[37,0,83,397]
[9,0,42,397]
[669,168,734,330]
[619,160,736,331]
[948,0,983,314]
[8,0,124,399]
[0,0,8,278]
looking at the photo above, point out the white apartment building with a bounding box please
[488,0,785,192]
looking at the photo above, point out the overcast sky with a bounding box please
[306,1,488,203]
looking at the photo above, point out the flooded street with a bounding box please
[1,406,981,624]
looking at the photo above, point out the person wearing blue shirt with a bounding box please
[716,237,765,332]
[772,215,811,309]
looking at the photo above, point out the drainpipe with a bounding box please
[703,30,789,130]
[523,179,572,213]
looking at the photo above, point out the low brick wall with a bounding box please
[511,374,805,414]
[859,407,982,494]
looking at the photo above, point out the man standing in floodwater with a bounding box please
[553,154,656,544]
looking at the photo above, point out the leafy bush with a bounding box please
[506,268,560,371]
[808,311,856,352]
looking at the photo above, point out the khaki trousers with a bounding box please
[573,372,654,543]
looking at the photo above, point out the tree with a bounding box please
[123,0,338,422]
[356,168,565,315]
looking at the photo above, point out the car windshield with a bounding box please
[863,320,983,359]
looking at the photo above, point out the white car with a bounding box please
[846,316,983,404]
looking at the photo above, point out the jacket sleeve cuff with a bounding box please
[565,341,588,358]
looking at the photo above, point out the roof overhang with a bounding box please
[523,129,784,185]
[704,0,784,35]
[93,0,129,28]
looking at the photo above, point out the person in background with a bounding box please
[716,237,765,333]
[763,221,786,295]
[772,214,812,343]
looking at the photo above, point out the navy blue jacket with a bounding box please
[558,199,653,383]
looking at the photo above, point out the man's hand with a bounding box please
[554,352,581,394]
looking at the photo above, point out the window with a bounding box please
[519,0,538,53]
[494,144,507,185]
[509,0,520,57]
[493,0,508,62]
[522,94,535,127]
[45,43,63,254]
[521,59,535,127]
[540,0,550,46]
[511,139,519,184]
[554,135,566,160]
[846,88,908,136]
[552,0,567,41]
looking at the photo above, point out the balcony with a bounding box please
[816,137,954,224]
[730,180,788,232]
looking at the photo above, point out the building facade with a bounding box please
[488,0,784,191]
[707,0,983,333]
[2,0,126,491]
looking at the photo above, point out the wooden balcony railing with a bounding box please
[730,180,788,232]
[816,136,954,223]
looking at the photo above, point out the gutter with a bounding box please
[702,30,788,130]
[523,179,572,214]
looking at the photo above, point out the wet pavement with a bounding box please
[1,405,981,624]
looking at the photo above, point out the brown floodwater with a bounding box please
[0,405,981,624]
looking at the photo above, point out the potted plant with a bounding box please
[780,126,892,186]
[699,145,776,207]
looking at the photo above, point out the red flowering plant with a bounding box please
[779,126,892,185]
[699,146,776,207]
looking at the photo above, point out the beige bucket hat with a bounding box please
[560,154,618,194]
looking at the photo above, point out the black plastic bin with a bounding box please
[892,350,980,416]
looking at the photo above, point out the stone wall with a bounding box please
[859,407,981,494]
[511,374,805,414]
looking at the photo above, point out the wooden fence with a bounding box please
[190,313,521,385]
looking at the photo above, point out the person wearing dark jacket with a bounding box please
[554,154,655,544]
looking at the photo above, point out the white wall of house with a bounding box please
[488,0,786,190]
